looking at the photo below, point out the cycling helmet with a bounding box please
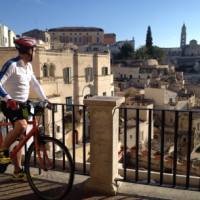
[14,36,37,61]
[14,37,37,49]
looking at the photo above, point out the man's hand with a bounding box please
[6,99,18,110]
[44,99,53,110]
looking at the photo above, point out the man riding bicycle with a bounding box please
[0,36,51,180]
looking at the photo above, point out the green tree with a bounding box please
[135,45,165,62]
[118,42,134,59]
[135,46,148,59]
[146,26,153,57]
[152,46,165,63]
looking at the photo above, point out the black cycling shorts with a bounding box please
[1,101,27,123]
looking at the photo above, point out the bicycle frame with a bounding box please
[0,115,51,169]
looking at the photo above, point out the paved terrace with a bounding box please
[0,172,200,200]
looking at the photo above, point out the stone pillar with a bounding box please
[84,96,125,195]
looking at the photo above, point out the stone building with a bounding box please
[48,27,104,49]
[163,24,200,72]
[0,47,114,104]
[109,37,135,56]
[112,59,172,81]
[119,98,154,149]
[0,46,114,140]
[104,33,116,45]
[180,23,186,48]
[22,29,51,44]
[111,59,179,92]
[0,24,16,47]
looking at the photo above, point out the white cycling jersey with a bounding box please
[0,56,47,102]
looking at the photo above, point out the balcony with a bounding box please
[1,97,200,200]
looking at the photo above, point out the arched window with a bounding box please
[43,63,49,77]
[49,63,55,77]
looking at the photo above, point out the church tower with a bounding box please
[180,23,186,48]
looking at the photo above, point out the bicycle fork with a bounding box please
[35,138,53,171]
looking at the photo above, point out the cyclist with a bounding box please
[0,36,50,180]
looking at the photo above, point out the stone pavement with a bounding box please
[1,172,200,200]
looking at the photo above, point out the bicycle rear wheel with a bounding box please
[25,136,74,200]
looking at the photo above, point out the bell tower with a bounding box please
[180,23,186,48]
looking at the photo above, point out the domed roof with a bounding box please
[146,59,158,66]
[189,39,198,46]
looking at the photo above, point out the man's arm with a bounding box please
[30,74,47,100]
[0,61,14,101]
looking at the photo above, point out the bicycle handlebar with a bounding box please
[20,100,50,116]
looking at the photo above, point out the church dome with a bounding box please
[145,59,158,66]
[189,39,198,46]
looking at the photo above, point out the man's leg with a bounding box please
[12,148,22,173]
[2,119,27,172]
[2,119,27,149]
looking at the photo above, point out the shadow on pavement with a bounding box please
[0,174,171,200]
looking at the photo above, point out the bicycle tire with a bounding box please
[25,136,74,200]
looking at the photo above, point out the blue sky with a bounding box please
[1,0,200,48]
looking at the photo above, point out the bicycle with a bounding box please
[0,100,74,200]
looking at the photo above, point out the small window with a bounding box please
[103,92,106,96]
[102,67,108,76]
[66,96,72,111]
[63,67,72,84]
[49,63,55,77]
[56,125,60,133]
[43,64,49,77]
[85,67,93,82]
[111,91,114,96]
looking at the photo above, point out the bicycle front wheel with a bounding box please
[25,136,74,200]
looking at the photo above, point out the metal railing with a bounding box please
[46,103,90,175]
[0,103,89,176]
[3,102,200,191]
[118,107,200,191]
